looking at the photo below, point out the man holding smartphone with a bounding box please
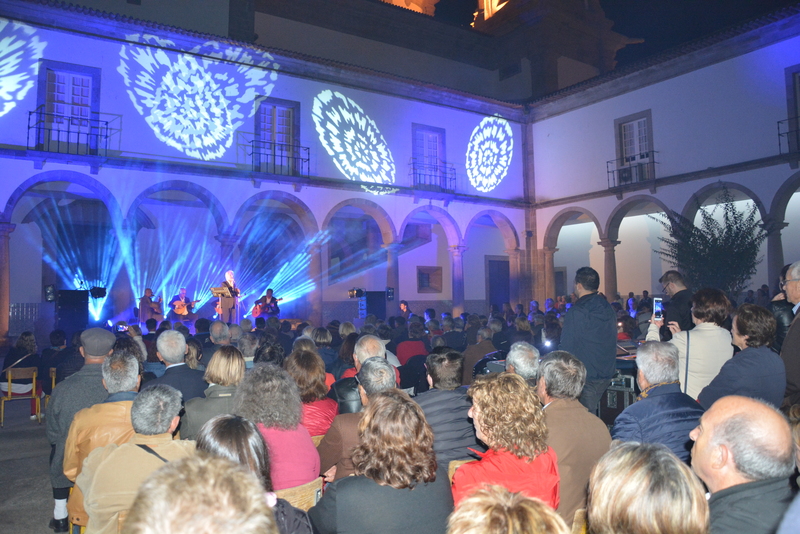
[658,270,694,341]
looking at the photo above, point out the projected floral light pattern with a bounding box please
[312,90,396,185]
[465,115,513,193]
[118,35,279,160]
[0,19,46,118]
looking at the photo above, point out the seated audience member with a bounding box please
[504,341,540,387]
[611,342,704,462]
[184,337,203,371]
[588,442,708,534]
[317,357,396,482]
[461,327,496,385]
[414,350,483,464]
[447,486,569,534]
[698,304,786,409]
[285,350,339,436]
[488,318,507,352]
[142,330,207,402]
[396,321,430,365]
[180,345,245,440]
[1,331,41,413]
[123,455,278,534]
[329,332,358,379]
[689,396,794,534]
[536,351,611,523]
[441,317,468,352]
[196,415,312,534]
[309,389,453,534]
[508,317,533,345]
[451,373,559,507]
[228,324,243,346]
[253,337,286,367]
[78,386,194,534]
[426,319,443,338]
[238,332,259,368]
[647,288,733,398]
[40,329,67,395]
[328,335,392,414]
[201,321,230,363]
[537,311,562,355]
[63,352,140,528]
[233,364,319,490]
[312,327,338,370]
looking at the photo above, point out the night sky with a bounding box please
[434,0,800,66]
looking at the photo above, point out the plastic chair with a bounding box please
[275,477,323,511]
[571,508,587,534]
[447,459,475,484]
[1,367,40,427]
[44,367,57,409]
[311,434,325,447]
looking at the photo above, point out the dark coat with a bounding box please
[308,468,453,534]
[770,299,794,354]
[781,315,800,408]
[179,384,237,440]
[611,382,704,462]
[441,330,467,352]
[698,345,786,410]
[709,477,794,534]
[142,363,207,402]
[661,288,694,340]
[559,292,618,380]
[413,387,483,464]
[327,377,361,414]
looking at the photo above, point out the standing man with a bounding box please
[559,266,617,412]
[169,287,198,322]
[138,288,163,324]
[659,270,694,340]
[220,270,240,324]
[779,260,800,408]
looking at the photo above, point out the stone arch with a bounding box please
[322,198,397,244]
[681,181,768,222]
[543,206,604,250]
[464,210,521,251]
[769,169,800,224]
[232,190,318,238]
[605,194,672,243]
[2,170,123,223]
[399,205,463,248]
[125,180,229,234]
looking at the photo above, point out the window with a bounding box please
[417,266,442,293]
[254,97,300,175]
[783,65,800,162]
[412,123,447,189]
[613,110,654,184]
[35,61,101,155]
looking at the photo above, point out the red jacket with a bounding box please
[301,397,339,436]
[396,340,428,365]
[451,447,560,507]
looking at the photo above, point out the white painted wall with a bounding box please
[783,191,800,271]
[9,221,42,303]
[463,224,508,300]
[553,222,602,296]
[398,224,452,300]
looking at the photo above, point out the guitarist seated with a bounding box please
[169,287,199,322]
[139,288,164,323]
[253,288,281,318]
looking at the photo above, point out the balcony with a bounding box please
[27,108,120,157]
[248,139,310,177]
[607,151,658,189]
[408,157,457,199]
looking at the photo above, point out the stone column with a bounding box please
[449,245,466,316]
[598,239,620,299]
[307,242,323,327]
[542,247,557,301]
[505,247,522,307]
[766,219,788,292]
[383,242,401,320]
[215,233,240,265]
[0,222,16,348]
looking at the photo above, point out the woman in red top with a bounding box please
[285,350,339,436]
[451,373,560,508]
[396,322,429,366]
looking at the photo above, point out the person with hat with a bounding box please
[45,327,116,533]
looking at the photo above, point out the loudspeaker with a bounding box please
[57,290,89,335]
[365,291,386,321]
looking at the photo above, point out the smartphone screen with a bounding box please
[653,297,663,319]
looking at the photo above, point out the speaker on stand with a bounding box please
[56,290,89,336]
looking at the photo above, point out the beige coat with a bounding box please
[77,433,195,534]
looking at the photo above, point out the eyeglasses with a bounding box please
[780,279,799,288]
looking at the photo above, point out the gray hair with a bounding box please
[477,327,492,341]
[228,324,243,343]
[156,330,186,364]
[539,351,586,400]
[488,318,503,334]
[102,352,140,394]
[453,317,465,330]
[505,342,540,380]
[233,364,301,429]
[711,407,795,481]
[210,321,230,344]
[636,342,679,384]
[354,335,385,365]
[132,385,182,435]
[789,261,800,282]
[238,333,259,361]
[442,317,454,330]
[357,357,396,397]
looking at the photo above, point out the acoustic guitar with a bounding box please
[172,299,200,316]
[252,297,283,318]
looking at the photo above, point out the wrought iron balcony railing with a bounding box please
[607,151,659,188]
[408,157,457,194]
[249,139,310,177]
[27,108,119,157]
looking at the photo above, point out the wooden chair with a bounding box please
[1,367,40,427]
[447,459,474,484]
[571,508,587,534]
[275,477,323,511]
[311,434,325,447]
[44,367,57,409]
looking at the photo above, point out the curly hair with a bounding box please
[352,389,437,489]
[253,339,285,367]
[15,331,37,356]
[233,364,301,430]
[285,350,328,403]
[468,373,547,460]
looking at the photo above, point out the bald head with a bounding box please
[690,396,793,493]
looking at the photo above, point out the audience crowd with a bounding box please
[4,262,800,533]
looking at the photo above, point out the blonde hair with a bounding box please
[468,373,547,460]
[122,454,277,534]
[588,442,708,534]
[447,486,569,534]
[789,404,800,469]
[204,346,245,387]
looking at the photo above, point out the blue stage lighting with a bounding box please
[0,19,46,118]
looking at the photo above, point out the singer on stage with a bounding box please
[219,270,240,323]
